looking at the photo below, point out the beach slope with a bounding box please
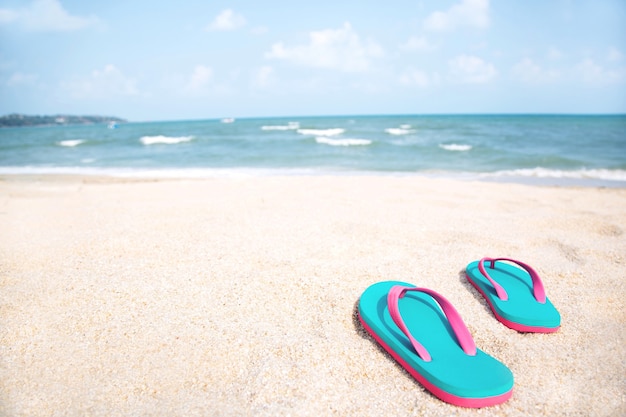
[1,176,624,416]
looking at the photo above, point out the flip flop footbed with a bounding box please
[358,281,513,407]
[465,260,561,332]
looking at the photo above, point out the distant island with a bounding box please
[0,114,127,128]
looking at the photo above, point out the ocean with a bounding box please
[1,114,625,186]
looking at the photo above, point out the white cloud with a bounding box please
[265,22,383,72]
[608,47,624,62]
[400,36,437,52]
[207,9,246,31]
[0,8,19,23]
[163,66,236,98]
[6,72,39,87]
[448,54,497,83]
[250,26,268,35]
[511,57,625,85]
[576,58,625,85]
[399,69,440,87]
[547,47,564,60]
[0,0,100,32]
[252,66,275,89]
[511,58,559,84]
[63,65,138,99]
[186,65,213,92]
[424,0,489,32]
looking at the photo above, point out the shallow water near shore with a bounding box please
[1,114,625,186]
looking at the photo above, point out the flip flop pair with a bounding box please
[358,258,561,408]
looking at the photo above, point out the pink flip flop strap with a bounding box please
[478,257,546,303]
[387,286,477,362]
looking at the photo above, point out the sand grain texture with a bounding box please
[1,176,625,416]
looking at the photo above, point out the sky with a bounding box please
[0,0,625,121]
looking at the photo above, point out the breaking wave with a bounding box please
[58,140,85,147]
[261,122,300,131]
[140,135,194,145]
[439,143,472,152]
[481,168,626,182]
[315,137,372,147]
[385,128,415,135]
[297,128,345,136]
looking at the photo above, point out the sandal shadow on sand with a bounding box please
[465,258,561,333]
[358,281,514,408]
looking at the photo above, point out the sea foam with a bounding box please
[439,144,472,151]
[482,168,626,182]
[261,122,300,131]
[58,139,85,147]
[140,135,194,145]
[385,128,415,135]
[315,137,372,147]
[297,128,345,136]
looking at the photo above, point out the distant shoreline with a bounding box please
[0,114,127,128]
[2,113,624,127]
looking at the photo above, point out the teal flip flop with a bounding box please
[465,258,561,333]
[358,281,514,408]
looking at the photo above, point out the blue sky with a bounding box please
[1,0,625,121]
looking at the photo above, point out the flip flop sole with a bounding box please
[358,281,514,408]
[465,273,560,333]
[465,260,561,333]
[358,312,513,408]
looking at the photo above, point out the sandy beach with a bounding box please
[1,175,624,417]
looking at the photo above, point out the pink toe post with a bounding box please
[478,257,546,303]
[387,286,477,362]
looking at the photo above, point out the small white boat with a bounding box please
[221,118,235,124]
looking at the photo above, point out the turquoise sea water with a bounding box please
[1,115,625,186]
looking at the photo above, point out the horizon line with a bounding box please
[2,112,626,125]
[129,112,626,124]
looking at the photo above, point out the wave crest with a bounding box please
[482,168,626,182]
[58,140,85,147]
[261,122,300,131]
[440,143,472,151]
[140,135,194,145]
[315,137,372,147]
[385,128,415,135]
[297,128,345,136]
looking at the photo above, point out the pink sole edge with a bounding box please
[358,313,513,408]
[465,273,560,334]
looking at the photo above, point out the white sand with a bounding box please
[1,175,625,416]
